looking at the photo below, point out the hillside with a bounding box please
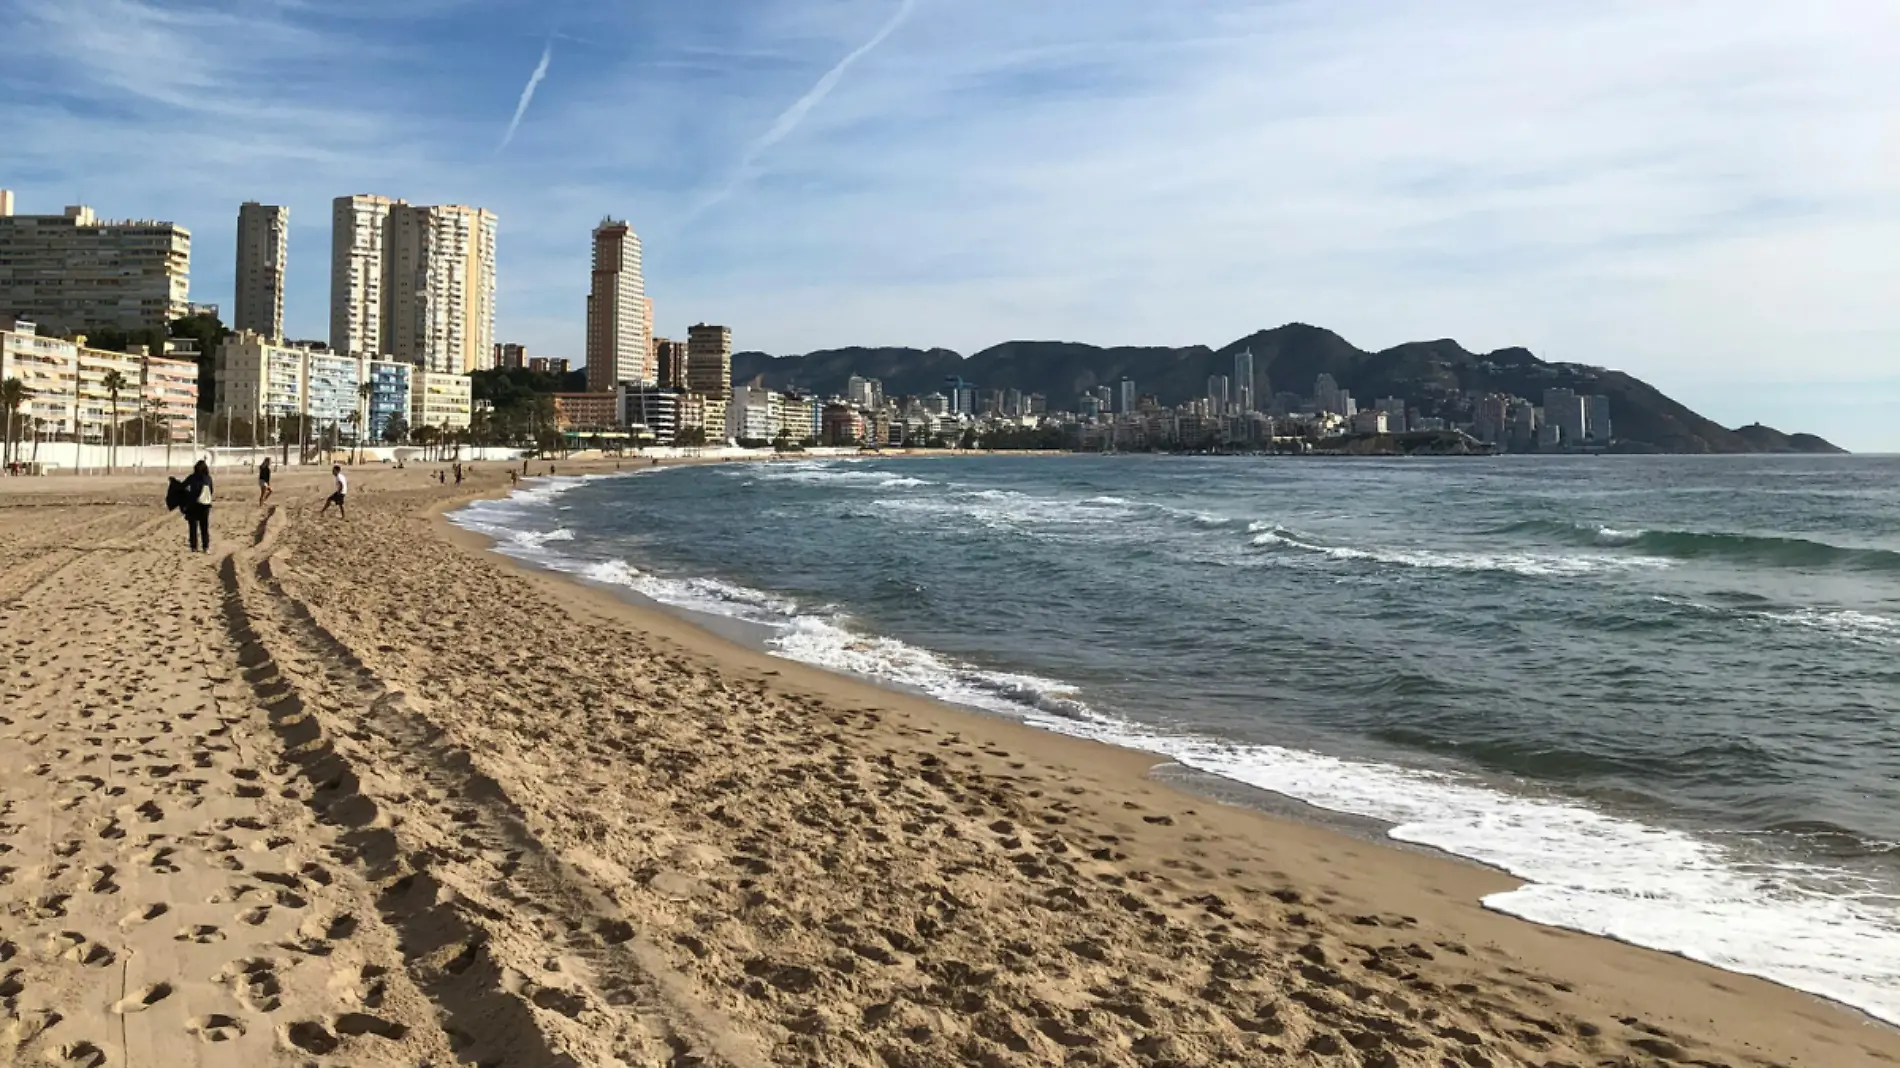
[731,324,1842,454]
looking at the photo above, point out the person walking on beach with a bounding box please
[181,460,214,553]
[320,464,348,518]
[257,457,273,504]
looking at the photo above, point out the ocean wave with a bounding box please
[745,461,937,489]
[1760,608,1900,646]
[1650,596,1900,647]
[1247,523,1666,578]
[773,616,1093,721]
[1496,520,1900,572]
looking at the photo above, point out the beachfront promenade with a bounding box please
[0,461,1891,1067]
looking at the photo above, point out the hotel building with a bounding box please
[0,193,192,335]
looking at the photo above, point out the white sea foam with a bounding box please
[1249,524,1670,577]
[1761,608,1900,646]
[1592,526,1647,545]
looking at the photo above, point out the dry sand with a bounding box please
[1,459,1896,1067]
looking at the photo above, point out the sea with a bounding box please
[451,454,1900,1025]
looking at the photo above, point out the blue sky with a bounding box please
[5,0,1897,449]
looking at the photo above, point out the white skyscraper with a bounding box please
[330,194,395,356]
[1119,377,1137,414]
[332,195,497,373]
[585,219,649,391]
[1234,348,1256,413]
[234,202,288,340]
[386,203,498,374]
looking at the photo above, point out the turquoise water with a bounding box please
[454,454,1900,1024]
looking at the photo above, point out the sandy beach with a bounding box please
[2,458,1895,1067]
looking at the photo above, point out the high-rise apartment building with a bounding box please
[0,193,191,335]
[331,195,497,374]
[654,338,688,389]
[1586,394,1611,443]
[1206,374,1230,413]
[1234,348,1255,413]
[387,203,497,374]
[1118,377,1137,415]
[234,202,289,339]
[685,323,732,399]
[585,219,648,391]
[330,194,395,356]
[1543,388,1587,445]
[494,342,527,369]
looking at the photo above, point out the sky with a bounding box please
[4,0,1897,449]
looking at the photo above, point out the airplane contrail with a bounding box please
[499,39,553,151]
[692,0,916,215]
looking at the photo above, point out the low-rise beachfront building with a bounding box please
[3,320,200,444]
[553,391,621,431]
[728,384,775,442]
[140,351,199,441]
[366,360,412,440]
[620,386,692,444]
[216,332,306,426]
[1,321,79,437]
[411,369,472,433]
[305,349,365,431]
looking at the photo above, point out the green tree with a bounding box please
[100,369,129,473]
[382,413,409,444]
[958,427,978,451]
[1,377,30,467]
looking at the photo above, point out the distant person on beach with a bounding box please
[320,465,348,518]
[257,457,273,504]
[437,470,446,484]
[549,464,556,475]
[509,470,519,486]
[181,460,214,553]
[454,462,464,485]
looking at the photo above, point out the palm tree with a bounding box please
[356,380,373,466]
[100,369,129,474]
[1,377,30,469]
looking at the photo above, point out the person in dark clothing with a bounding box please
[257,457,273,504]
[182,460,214,553]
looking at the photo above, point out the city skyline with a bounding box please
[6,1,1896,449]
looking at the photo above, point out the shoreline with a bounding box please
[438,458,1899,1041]
[3,459,1893,1066]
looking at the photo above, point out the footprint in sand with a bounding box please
[118,903,169,929]
[174,924,224,945]
[185,1014,245,1043]
[43,1040,107,1067]
[110,982,172,1015]
[283,1020,338,1054]
[217,957,283,1012]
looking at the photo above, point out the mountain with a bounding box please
[731,324,1843,454]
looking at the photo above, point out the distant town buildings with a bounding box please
[0,193,192,335]
[585,219,649,391]
[234,202,288,340]
[493,342,527,369]
[529,356,569,376]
